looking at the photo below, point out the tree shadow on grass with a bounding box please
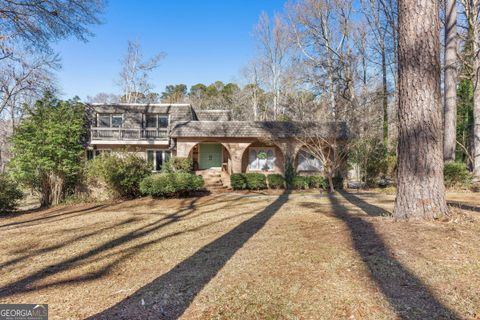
[328,192,459,320]
[447,201,480,213]
[0,204,109,230]
[88,191,290,320]
[338,191,391,217]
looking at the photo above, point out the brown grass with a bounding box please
[0,191,479,319]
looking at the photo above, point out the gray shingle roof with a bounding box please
[193,109,232,121]
[170,121,349,139]
[89,103,195,122]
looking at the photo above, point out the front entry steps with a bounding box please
[196,169,229,192]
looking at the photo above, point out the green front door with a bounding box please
[199,144,222,169]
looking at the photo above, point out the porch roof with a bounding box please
[170,121,349,140]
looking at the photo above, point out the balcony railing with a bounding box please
[91,127,168,140]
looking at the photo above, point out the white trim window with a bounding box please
[297,150,323,172]
[145,114,169,128]
[146,149,171,171]
[248,147,275,171]
[98,114,123,128]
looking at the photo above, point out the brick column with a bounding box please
[176,141,198,158]
[274,140,304,172]
[223,142,251,173]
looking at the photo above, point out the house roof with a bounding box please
[193,109,232,121]
[88,103,195,122]
[170,121,349,140]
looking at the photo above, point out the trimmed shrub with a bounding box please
[308,176,328,189]
[0,174,23,212]
[231,173,247,190]
[140,172,204,197]
[162,157,193,173]
[86,154,152,198]
[284,161,295,189]
[245,173,267,190]
[444,162,472,189]
[292,176,309,189]
[267,174,285,189]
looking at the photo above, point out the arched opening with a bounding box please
[186,141,232,172]
[295,146,324,174]
[241,141,285,173]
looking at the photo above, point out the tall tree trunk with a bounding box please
[474,23,480,177]
[381,42,389,148]
[394,0,448,219]
[444,0,458,162]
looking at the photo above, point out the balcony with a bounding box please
[90,127,169,145]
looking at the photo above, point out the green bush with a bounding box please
[9,94,86,206]
[333,175,344,190]
[292,176,309,189]
[245,173,267,190]
[0,174,23,212]
[284,160,295,189]
[349,138,389,186]
[86,154,152,198]
[161,157,193,173]
[385,154,397,179]
[230,173,247,190]
[308,176,328,189]
[444,162,472,189]
[140,172,204,197]
[267,174,285,189]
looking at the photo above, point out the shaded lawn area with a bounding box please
[0,191,479,319]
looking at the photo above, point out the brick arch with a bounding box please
[177,140,232,159]
[294,144,327,173]
[240,142,286,173]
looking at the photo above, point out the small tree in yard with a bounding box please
[349,138,389,186]
[296,126,349,193]
[9,93,87,207]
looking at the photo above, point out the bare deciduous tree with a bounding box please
[86,92,120,104]
[254,12,291,120]
[459,0,480,177]
[241,59,264,121]
[296,123,350,192]
[0,0,105,57]
[0,50,59,129]
[117,40,165,103]
[360,0,396,148]
[287,0,357,125]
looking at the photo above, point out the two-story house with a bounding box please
[87,103,348,184]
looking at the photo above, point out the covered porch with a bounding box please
[175,137,306,175]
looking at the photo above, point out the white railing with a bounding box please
[90,128,168,140]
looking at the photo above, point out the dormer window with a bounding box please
[98,114,123,128]
[146,114,168,128]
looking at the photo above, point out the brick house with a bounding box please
[87,103,348,186]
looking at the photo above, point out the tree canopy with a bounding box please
[9,93,87,206]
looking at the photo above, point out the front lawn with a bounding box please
[0,191,479,319]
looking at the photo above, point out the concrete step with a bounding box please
[196,170,228,191]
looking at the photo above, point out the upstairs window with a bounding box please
[98,114,123,128]
[145,114,168,128]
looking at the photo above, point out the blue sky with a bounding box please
[53,1,286,100]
